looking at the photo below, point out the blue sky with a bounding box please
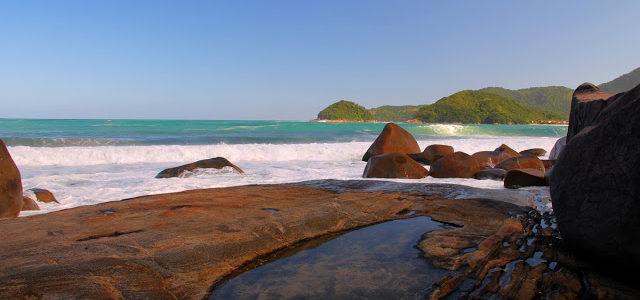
[1,1,639,120]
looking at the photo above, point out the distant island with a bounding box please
[314,66,640,123]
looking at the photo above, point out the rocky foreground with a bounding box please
[0,180,636,299]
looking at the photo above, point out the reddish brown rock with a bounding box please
[551,83,640,267]
[156,157,244,178]
[504,168,547,189]
[29,188,59,203]
[363,153,429,179]
[429,152,482,178]
[519,148,547,157]
[0,183,529,299]
[541,159,555,171]
[0,139,22,218]
[409,144,454,165]
[471,151,510,168]
[566,83,614,143]
[494,144,519,157]
[473,168,506,180]
[494,155,545,172]
[22,197,40,211]
[362,123,420,161]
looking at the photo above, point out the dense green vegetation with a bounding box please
[368,105,426,122]
[479,86,572,117]
[317,100,374,121]
[598,67,640,94]
[414,90,562,124]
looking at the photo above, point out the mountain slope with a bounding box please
[414,90,562,124]
[316,100,374,121]
[478,86,572,116]
[598,67,640,94]
[368,105,426,122]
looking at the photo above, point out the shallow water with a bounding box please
[209,216,453,299]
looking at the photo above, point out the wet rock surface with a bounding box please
[155,157,244,178]
[424,210,640,299]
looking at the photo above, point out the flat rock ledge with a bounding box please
[0,181,636,299]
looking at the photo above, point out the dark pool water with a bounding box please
[209,216,452,299]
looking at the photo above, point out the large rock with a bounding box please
[566,83,613,142]
[471,151,510,168]
[430,152,481,178]
[551,83,640,267]
[22,197,40,211]
[494,155,545,172]
[519,148,546,157]
[408,144,454,165]
[156,157,244,178]
[0,139,22,218]
[362,123,420,161]
[363,153,429,179]
[473,168,506,180]
[504,168,547,189]
[549,136,566,160]
[494,144,519,157]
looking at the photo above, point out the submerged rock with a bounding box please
[429,152,481,178]
[551,82,640,267]
[362,123,420,161]
[0,139,23,218]
[156,157,244,178]
[363,153,429,179]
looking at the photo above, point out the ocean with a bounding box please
[1,119,567,216]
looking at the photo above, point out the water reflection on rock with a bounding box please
[210,216,453,299]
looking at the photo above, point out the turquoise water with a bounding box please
[0,119,567,146]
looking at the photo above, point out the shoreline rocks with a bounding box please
[363,153,429,179]
[156,157,244,178]
[0,139,23,218]
[429,152,481,178]
[362,123,421,161]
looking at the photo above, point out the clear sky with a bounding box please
[1,1,639,120]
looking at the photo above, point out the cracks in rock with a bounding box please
[76,230,145,242]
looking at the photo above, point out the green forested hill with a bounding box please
[316,100,374,121]
[598,67,640,94]
[478,86,572,116]
[368,105,426,122]
[414,90,563,124]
